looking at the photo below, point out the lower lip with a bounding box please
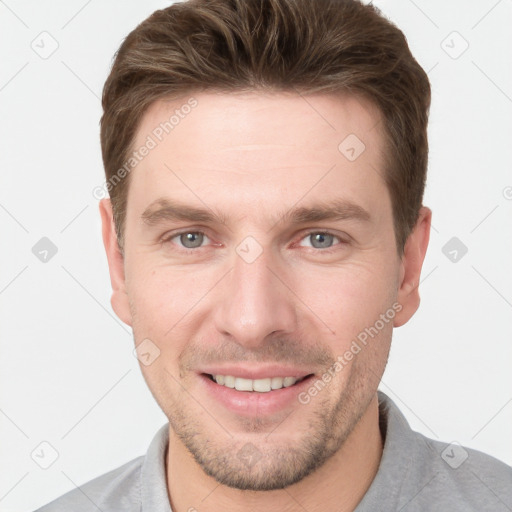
[198,374,315,417]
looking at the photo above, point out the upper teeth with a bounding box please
[213,375,299,392]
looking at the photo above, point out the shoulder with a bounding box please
[409,432,512,510]
[33,423,170,512]
[34,456,144,512]
[363,392,512,511]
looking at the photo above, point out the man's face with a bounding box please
[103,91,419,490]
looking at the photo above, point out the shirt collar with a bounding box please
[141,422,172,511]
[354,390,421,510]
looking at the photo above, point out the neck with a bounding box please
[166,394,383,512]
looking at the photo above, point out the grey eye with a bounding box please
[179,232,204,248]
[309,233,335,249]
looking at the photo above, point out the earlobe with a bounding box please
[99,199,133,327]
[393,207,432,328]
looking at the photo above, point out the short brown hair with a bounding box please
[101,0,430,254]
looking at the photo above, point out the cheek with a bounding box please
[292,261,398,342]
[127,263,207,333]
[126,267,196,399]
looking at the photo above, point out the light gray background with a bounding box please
[1,1,511,511]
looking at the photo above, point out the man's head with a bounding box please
[101,0,430,255]
[99,0,431,492]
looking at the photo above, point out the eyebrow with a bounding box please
[140,197,371,228]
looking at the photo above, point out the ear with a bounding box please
[393,206,432,328]
[99,199,132,327]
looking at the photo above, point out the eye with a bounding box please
[298,231,342,250]
[164,231,210,249]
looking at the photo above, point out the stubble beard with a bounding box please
[166,367,378,491]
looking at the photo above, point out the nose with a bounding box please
[213,247,297,350]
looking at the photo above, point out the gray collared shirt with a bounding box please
[35,391,512,511]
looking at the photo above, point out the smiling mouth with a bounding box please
[204,373,314,393]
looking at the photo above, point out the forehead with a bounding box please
[127,91,389,225]
[136,90,383,153]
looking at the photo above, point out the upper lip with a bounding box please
[198,364,313,380]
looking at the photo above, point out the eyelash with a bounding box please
[160,229,347,254]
